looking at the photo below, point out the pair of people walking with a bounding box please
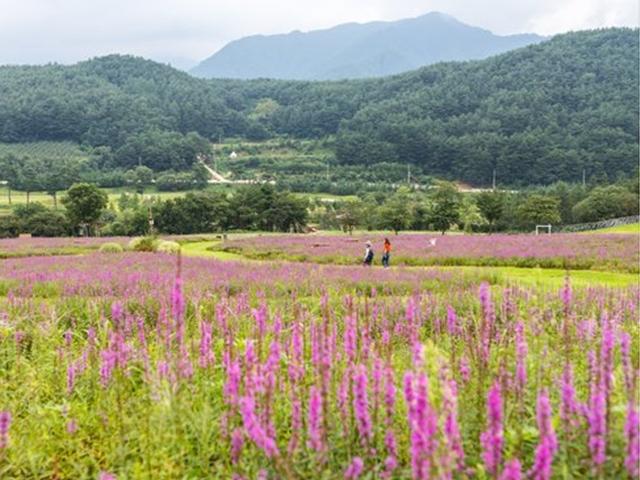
[363,238,392,267]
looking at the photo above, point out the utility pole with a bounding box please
[407,164,411,184]
[582,169,586,187]
[326,160,330,181]
[492,168,497,190]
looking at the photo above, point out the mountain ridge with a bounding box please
[190,12,546,80]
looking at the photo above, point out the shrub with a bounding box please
[99,242,124,253]
[156,240,181,254]
[127,236,158,252]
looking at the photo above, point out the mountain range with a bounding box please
[190,12,545,80]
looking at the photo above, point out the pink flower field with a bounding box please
[0,249,638,478]
[222,233,639,271]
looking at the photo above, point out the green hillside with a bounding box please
[0,28,637,186]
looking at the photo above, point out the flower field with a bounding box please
[0,249,638,479]
[220,233,640,272]
[0,237,130,258]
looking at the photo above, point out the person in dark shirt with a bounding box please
[363,241,374,266]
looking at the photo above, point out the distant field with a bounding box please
[0,141,88,160]
[0,186,243,215]
[585,222,640,234]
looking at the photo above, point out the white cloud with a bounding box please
[0,0,637,68]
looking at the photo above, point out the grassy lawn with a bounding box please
[583,222,640,234]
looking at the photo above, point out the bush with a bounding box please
[127,236,158,252]
[24,211,70,237]
[156,240,181,254]
[0,215,20,238]
[99,242,124,253]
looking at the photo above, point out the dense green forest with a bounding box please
[0,28,637,186]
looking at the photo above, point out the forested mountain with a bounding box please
[190,12,544,80]
[0,28,637,185]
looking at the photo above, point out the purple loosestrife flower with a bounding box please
[288,395,302,455]
[338,368,351,432]
[443,379,465,473]
[481,381,504,478]
[66,362,76,395]
[99,472,116,480]
[447,305,459,337]
[459,356,471,383]
[344,457,364,479]
[198,320,214,369]
[528,389,557,480]
[384,366,396,422]
[599,314,615,399]
[252,304,267,338]
[587,379,607,468]
[625,404,639,478]
[308,385,326,455]
[353,364,373,443]
[224,360,241,406]
[561,276,571,318]
[239,396,279,458]
[344,315,357,364]
[499,459,522,480]
[67,418,78,435]
[514,322,527,395]
[0,411,11,449]
[560,363,580,433]
[231,427,244,464]
[383,429,398,478]
[620,332,635,399]
[111,301,124,328]
[99,348,117,387]
[478,283,495,366]
[404,370,437,479]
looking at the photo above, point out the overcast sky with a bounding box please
[0,0,637,69]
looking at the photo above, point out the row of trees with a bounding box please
[0,155,212,207]
[0,183,309,238]
[311,179,639,234]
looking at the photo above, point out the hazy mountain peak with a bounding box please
[190,12,545,80]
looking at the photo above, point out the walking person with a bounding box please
[382,238,391,267]
[363,241,374,266]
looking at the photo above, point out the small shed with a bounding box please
[229,151,238,159]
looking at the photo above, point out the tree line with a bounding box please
[0,183,309,238]
[1,176,636,238]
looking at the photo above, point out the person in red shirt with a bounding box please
[382,238,391,267]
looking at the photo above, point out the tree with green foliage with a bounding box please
[572,185,638,223]
[428,182,462,234]
[0,154,21,204]
[476,191,505,231]
[377,189,412,234]
[517,194,561,229]
[336,200,363,235]
[38,157,82,208]
[125,166,154,193]
[154,192,231,234]
[459,196,487,233]
[62,183,108,236]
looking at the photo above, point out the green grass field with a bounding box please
[584,222,640,234]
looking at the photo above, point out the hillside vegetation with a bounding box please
[0,28,637,186]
